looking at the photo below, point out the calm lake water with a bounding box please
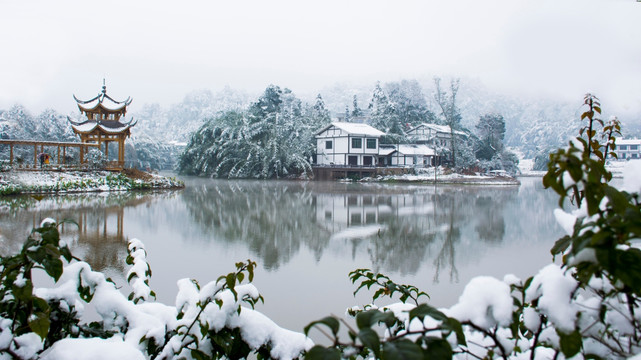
[0,176,563,334]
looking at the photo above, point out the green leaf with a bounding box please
[423,337,453,360]
[382,339,423,360]
[305,345,341,360]
[43,258,64,281]
[551,236,572,256]
[190,349,210,360]
[12,280,34,301]
[356,309,381,329]
[409,303,447,322]
[558,329,582,357]
[358,328,381,358]
[29,312,51,340]
[304,316,340,336]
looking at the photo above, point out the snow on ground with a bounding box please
[0,169,183,194]
[372,167,521,185]
[1,170,112,187]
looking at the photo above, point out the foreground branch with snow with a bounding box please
[1,96,640,359]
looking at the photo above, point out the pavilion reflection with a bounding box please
[0,192,168,273]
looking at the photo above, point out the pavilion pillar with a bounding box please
[79,135,85,164]
[118,137,125,168]
[9,145,13,165]
[33,144,37,168]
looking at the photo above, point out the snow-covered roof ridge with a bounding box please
[394,144,436,156]
[616,138,641,145]
[409,123,467,136]
[316,122,385,137]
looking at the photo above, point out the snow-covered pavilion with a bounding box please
[67,81,137,170]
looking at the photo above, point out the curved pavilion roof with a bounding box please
[73,81,133,115]
[67,116,138,135]
[68,81,136,136]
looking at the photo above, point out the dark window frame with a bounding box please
[366,138,377,149]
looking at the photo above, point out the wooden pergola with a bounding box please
[0,139,100,169]
[68,81,137,171]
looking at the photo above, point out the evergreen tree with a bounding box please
[368,82,404,142]
[178,86,315,179]
[311,94,331,123]
[385,80,435,128]
[351,95,363,118]
[249,84,283,119]
[474,113,506,160]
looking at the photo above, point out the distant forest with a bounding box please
[1,78,639,172]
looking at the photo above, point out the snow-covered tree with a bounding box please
[178,86,316,179]
[311,94,331,123]
[475,113,506,160]
[385,79,435,128]
[351,95,364,118]
[368,82,405,143]
[434,77,463,167]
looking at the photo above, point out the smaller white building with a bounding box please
[407,123,467,148]
[380,144,436,167]
[315,122,385,166]
[615,139,641,160]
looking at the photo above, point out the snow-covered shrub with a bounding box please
[85,149,105,169]
[0,221,311,360]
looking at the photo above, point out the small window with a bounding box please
[366,139,377,149]
[350,213,362,225]
[325,140,333,149]
[620,145,628,150]
[352,138,362,149]
[630,145,638,150]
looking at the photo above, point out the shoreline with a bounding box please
[0,169,184,196]
[360,169,522,185]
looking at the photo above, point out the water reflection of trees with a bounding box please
[181,180,331,270]
[0,191,177,273]
[342,185,518,280]
[182,179,520,279]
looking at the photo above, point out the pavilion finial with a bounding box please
[102,78,107,94]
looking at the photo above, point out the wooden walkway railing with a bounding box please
[0,139,100,169]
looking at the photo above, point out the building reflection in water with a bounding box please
[311,182,518,280]
[0,193,167,274]
[0,179,556,292]
[183,179,521,281]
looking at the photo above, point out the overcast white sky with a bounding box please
[1,0,640,115]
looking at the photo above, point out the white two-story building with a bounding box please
[614,139,641,160]
[315,122,385,166]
